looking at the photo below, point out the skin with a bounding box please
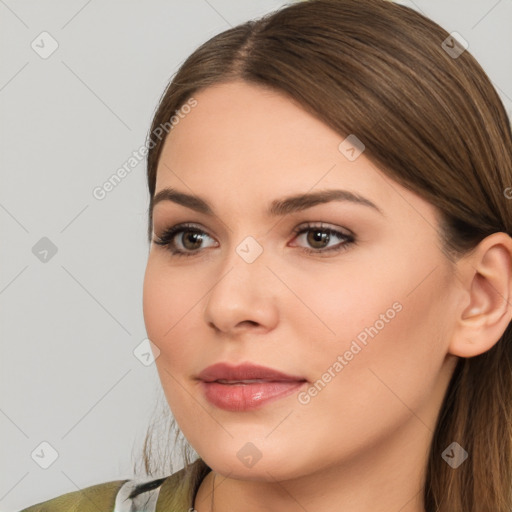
[142,80,512,512]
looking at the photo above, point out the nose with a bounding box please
[202,239,279,335]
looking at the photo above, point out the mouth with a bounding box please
[197,363,308,411]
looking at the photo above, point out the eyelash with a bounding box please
[152,222,355,258]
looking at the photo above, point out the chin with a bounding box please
[194,438,313,482]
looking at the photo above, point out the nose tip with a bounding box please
[202,251,279,335]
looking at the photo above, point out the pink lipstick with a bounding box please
[197,362,307,411]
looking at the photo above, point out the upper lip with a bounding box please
[197,363,307,383]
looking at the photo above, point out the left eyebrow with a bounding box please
[267,189,384,216]
[150,187,384,217]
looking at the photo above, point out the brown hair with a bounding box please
[136,0,512,510]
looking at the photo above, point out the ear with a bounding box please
[448,232,512,358]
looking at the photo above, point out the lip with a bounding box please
[197,363,308,411]
[198,362,306,382]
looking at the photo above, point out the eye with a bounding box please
[152,223,217,258]
[290,222,355,255]
[152,221,356,258]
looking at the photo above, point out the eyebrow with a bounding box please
[151,187,384,217]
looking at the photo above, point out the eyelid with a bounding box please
[291,221,354,236]
[153,222,217,246]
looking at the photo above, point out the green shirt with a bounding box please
[19,458,211,512]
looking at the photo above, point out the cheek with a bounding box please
[288,245,447,382]
[142,262,169,341]
[143,260,190,357]
[142,262,198,416]
[282,263,390,348]
[143,258,197,336]
[142,258,208,376]
[296,262,449,424]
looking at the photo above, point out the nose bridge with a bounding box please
[202,232,277,332]
[214,226,269,279]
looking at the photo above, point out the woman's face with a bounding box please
[143,79,460,481]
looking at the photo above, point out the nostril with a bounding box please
[238,320,259,328]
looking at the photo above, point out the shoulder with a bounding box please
[18,458,211,512]
[18,479,129,512]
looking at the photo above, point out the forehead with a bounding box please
[160,80,340,168]
[158,81,372,191]
[155,80,439,229]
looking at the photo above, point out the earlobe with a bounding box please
[448,232,512,359]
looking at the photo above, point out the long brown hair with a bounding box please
[135,1,512,510]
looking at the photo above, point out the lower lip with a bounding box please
[200,380,307,411]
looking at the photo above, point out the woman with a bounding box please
[20,0,512,510]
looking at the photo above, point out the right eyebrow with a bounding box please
[151,188,213,216]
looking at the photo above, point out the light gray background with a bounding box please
[1,1,511,510]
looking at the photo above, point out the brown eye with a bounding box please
[180,231,205,251]
[306,229,331,249]
[152,223,217,257]
[291,223,355,256]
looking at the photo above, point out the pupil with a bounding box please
[184,231,202,250]
[308,229,329,248]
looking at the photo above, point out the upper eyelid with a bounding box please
[155,222,352,245]
[154,222,217,240]
[293,222,353,235]
[155,221,349,235]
